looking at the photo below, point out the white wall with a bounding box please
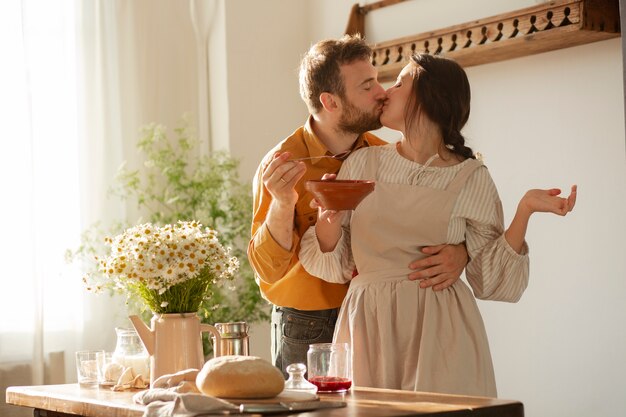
[216,1,626,416]
[222,0,313,180]
[467,39,626,417]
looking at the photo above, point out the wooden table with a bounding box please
[6,384,524,416]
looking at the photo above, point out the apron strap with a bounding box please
[445,159,484,194]
[362,147,380,180]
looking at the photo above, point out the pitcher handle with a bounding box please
[200,324,221,357]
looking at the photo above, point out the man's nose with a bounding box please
[374,83,387,100]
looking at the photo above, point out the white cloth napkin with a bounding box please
[133,369,238,417]
[133,368,318,417]
[134,389,239,417]
[152,369,201,393]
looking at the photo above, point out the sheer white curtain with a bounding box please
[0,2,129,413]
[1,0,200,408]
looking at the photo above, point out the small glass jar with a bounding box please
[306,343,352,393]
[112,327,150,379]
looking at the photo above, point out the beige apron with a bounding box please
[334,148,497,397]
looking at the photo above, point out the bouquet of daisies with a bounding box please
[85,221,239,314]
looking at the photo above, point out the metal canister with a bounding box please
[214,322,250,356]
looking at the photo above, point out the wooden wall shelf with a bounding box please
[370,0,620,82]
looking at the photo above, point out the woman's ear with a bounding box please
[319,92,339,113]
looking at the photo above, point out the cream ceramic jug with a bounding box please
[129,314,250,386]
[129,313,218,385]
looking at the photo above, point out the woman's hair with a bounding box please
[299,34,373,114]
[405,53,475,160]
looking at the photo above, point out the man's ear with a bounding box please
[319,92,339,113]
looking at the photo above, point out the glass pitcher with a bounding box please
[113,327,150,379]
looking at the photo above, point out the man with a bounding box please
[247,35,468,375]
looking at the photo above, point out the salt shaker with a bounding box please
[284,363,318,393]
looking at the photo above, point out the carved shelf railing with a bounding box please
[370,0,620,82]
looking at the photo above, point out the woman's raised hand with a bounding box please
[520,185,577,216]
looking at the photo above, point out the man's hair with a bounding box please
[299,35,373,114]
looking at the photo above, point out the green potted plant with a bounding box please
[68,117,269,352]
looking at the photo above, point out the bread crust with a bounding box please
[196,355,284,399]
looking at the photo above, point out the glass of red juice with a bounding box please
[306,343,352,393]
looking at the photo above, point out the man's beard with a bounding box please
[338,99,383,134]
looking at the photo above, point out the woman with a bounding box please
[298,53,576,397]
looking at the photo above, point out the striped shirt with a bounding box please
[299,143,529,302]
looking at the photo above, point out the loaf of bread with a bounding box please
[196,355,285,399]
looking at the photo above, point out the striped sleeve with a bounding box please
[299,225,356,284]
[455,167,529,302]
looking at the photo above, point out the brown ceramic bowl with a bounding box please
[305,179,375,211]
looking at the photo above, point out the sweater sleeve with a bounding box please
[297,154,363,283]
[247,158,301,285]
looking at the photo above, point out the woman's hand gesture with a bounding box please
[520,185,577,216]
[506,185,577,254]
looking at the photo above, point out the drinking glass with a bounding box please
[306,343,352,393]
[75,350,104,387]
[96,351,123,386]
